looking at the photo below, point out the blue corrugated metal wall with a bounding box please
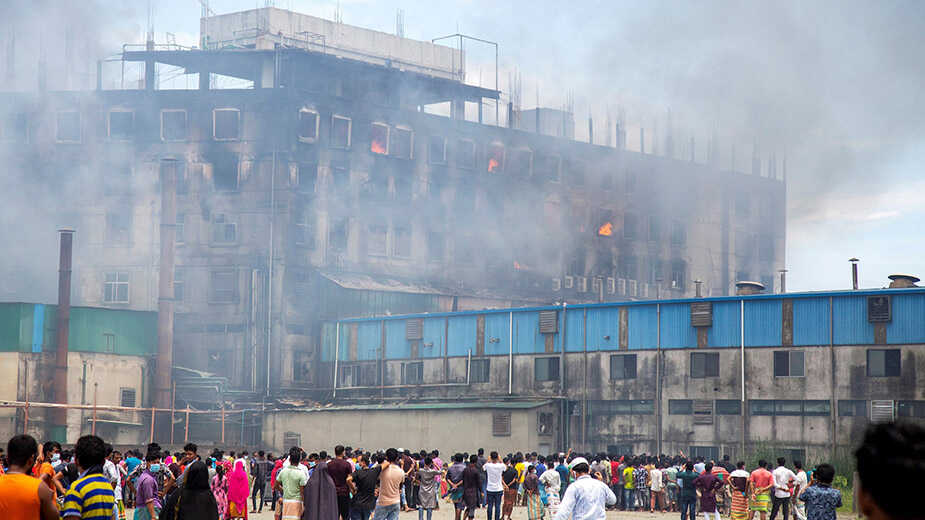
[833,296,875,345]
[659,303,696,349]
[322,290,925,360]
[357,321,381,360]
[708,301,741,347]
[421,317,446,358]
[628,306,658,350]
[483,313,511,356]
[564,309,584,352]
[447,315,477,356]
[385,321,409,358]
[887,293,925,344]
[585,307,619,351]
[793,297,830,346]
[745,299,782,347]
[513,312,547,354]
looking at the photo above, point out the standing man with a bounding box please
[103,445,124,520]
[477,449,488,508]
[375,449,406,520]
[462,455,482,520]
[791,461,807,520]
[328,445,354,520]
[500,458,519,520]
[677,462,699,520]
[0,434,59,520]
[484,452,507,520]
[347,454,380,520]
[622,459,636,511]
[251,450,271,514]
[553,457,616,520]
[649,463,665,513]
[555,455,570,497]
[133,451,161,520]
[770,458,796,520]
[61,435,116,520]
[275,447,309,520]
[694,462,723,520]
[748,460,774,520]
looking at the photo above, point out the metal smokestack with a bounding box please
[778,269,787,293]
[53,229,74,434]
[155,159,178,408]
[849,258,859,290]
[588,116,593,144]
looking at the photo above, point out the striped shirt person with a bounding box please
[61,435,115,520]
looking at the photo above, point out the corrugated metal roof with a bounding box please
[320,271,447,295]
[285,400,552,412]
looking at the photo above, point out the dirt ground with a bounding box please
[244,504,859,520]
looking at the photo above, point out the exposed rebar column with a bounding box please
[53,229,75,431]
[156,159,178,408]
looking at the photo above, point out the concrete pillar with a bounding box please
[477,100,483,124]
[259,56,275,89]
[199,70,210,90]
[451,99,465,120]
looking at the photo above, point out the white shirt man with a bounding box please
[540,467,562,495]
[792,465,808,520]
[772,463,796,498]
[554,458,616,520]
[649,467,663,492]
[484,458,507,493]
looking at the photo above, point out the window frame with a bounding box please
[209,269,238,303]
[160,109,188,142]
[715,399,742,415]
[120,387,136,408]
[103,272,130,304]
[107,109,134,141]
[534,357,560,382]
[690,352,720,378]
[469,358,490,384]
[456,138,476,169]
[486,142,505,173]
[391,224,412,258]
[401,361,424,385]
[297,108,320,143]
[609,354,637,380]
[428,135,447,164]
[212,108,241,141]
[838,400,868,417]
[330,114,352,149]
[773,350,805,378]
[210,214,237,245]
[669,399,694,415]
[369,121,390,155]
[867,349,901,377]
[366,224,388,257]
[391,126,414,160]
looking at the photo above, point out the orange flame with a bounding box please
[488,158,500,172]
[598,222,614,236]
[371,138,387,155]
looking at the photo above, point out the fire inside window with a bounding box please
[487,143,505,173]
[370,123,389,154]
[596,209,615,237]
[161,110,188,141]
[213,108,240,140]
[108,110,134,140]
[331,115,352,149]
[298,109,319,142]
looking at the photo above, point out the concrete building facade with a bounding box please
[0,7,785,404]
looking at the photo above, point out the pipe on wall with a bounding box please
[740,298,746,454]
[508,312,513,395]
[332,322,340,399]
[155,159,177,409]
[53,229,74,430]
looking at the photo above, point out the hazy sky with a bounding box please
[8,0,925,293]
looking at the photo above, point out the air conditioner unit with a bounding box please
[552,278,562,291]
[617,278,627,295]
[564,275,575,289]
[577,276,588,292]
[592,277,603,293]
[607,277,616,294]
[628,279,638,297]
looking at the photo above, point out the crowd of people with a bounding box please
[0,421,919,520]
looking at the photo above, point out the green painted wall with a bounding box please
[0,302,156,356]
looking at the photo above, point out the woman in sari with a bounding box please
[729,462,750,520]
[212,461,230,519]
[227,459,251,519]
[523,466,545,520]
[162,461,220,520]
[302,459,338,520]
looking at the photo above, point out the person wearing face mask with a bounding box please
[32,441,60,498]
[135,451,163,520]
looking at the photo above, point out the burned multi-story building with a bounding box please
[0,7,784,401]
